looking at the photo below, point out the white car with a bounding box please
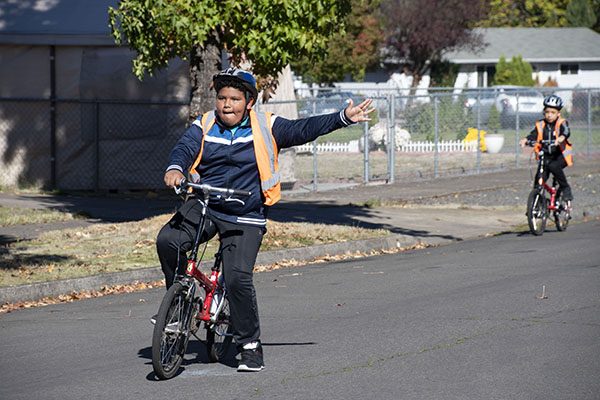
[493,86,545,128]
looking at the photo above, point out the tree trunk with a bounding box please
[188,42,221,126]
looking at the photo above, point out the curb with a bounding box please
[0,233,443,305]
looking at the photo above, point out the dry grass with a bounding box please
[0,206,85,227]
[0,213,390,287]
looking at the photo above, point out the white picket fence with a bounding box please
[295,140,477,153]
[295,140,359,153]
[400,140,478,152]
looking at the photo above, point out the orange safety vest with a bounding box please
[534,118,573,167]
[189,110,281,206]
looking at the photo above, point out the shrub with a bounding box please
[487,105,501,133]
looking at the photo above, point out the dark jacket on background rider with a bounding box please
[525,117,572,166]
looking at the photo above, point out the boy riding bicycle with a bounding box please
[519,94,573,201]
[156,67,374,372]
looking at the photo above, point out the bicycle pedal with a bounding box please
[164,322,181,334]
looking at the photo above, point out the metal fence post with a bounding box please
[588,89,592,160]
[385,94,393,183]
[515,92,520,168]
[363,121,369,185]
[50,45,57,189]
[389,94,396,184]
[476,92,481,174]
[312,99,318,192]
[434,95,439,179]
[94,102,100,191]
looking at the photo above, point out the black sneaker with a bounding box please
[237,342,264,372]
[150,314,157,325]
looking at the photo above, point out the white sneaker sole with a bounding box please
[237,364,264,372]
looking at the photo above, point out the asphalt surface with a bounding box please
[1,158,599,304]
[1,221,598,399]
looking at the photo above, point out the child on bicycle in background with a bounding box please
[156,67,374,372]
[519,94,573,201]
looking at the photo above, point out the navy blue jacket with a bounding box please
[166,109,354,226]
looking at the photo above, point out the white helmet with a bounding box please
[543,94,563,110]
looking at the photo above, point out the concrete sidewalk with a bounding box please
[2,159,599,304]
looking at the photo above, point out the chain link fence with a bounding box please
[0,98,188,190]
[1,87,599,191]
[264,87,600,192]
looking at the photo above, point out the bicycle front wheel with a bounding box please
[554,193,570,232]
[206,294,233,362]
[152,282,194,380]
[527,189,547,236]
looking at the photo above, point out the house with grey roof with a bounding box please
[444,28,600,89]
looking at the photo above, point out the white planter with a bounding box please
[485,133,504,153]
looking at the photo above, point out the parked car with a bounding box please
[494,86,544,128]
[298,91,358,117]
[463,86,545,128]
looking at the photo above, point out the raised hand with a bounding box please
[344,98,376,123]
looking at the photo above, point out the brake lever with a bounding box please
[223,197,246,206]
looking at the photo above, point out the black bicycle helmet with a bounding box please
[212,67,259,101]
[543,94,563,110]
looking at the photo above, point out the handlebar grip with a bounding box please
[231,189,251,197]
[173,178,188,195]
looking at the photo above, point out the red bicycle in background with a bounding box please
[525,140,571,236]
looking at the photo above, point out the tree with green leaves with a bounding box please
[476,0,570,27]
[566,0,597,27]
[291,0,383,86]
[109,0,351,122]
[492,55,535,86]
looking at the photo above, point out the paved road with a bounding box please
[1,221,598,400]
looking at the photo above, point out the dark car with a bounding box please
[463,90,498,126]
[298,91,357,117]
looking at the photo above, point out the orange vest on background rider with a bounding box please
[189,110,281,206]
[534,118,573,167]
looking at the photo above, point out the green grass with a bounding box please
[316,123,364,144]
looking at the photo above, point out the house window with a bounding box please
[560,64,578,75]
[477,66,496,87]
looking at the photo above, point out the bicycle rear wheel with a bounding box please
[527,189,547,236]
[554,193,570,232]
[206,294,233,362]
[152,282,195,379]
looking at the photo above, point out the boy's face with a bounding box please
[543,107,560,124]
[216,86,254,127]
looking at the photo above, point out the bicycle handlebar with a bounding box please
[175,178,252,197]
[526,139,556,154]
[526,139,554,147]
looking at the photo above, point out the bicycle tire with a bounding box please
[527,189,547,236]
[152,282,194,379]
[554,193,570,232]
[206,294,233,362]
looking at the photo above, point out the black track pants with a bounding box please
[537,156,572,199]
[156,199,265,346]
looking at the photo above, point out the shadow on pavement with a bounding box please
[269,201,460,241]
